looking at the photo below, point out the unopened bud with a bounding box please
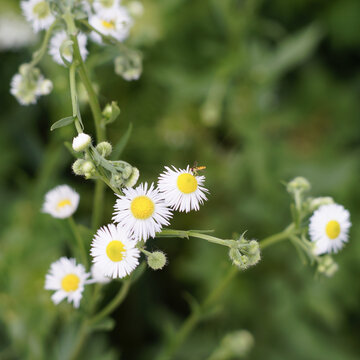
[287,176,311,194]
[82,160,95,174]
[122,165,133,179]
[72,159,85,175]
[147,251,167,270]
[72,133,91,152]
[123,167,139,188]
[308,197,334,212]
[96,141,112,157]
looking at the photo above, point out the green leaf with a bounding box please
[90,317,115,332]
[50,116,75,131]
[111,123,133,160]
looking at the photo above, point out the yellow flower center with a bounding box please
[33,1,50,19]
[177,173,198,194]
[325,220,341,239]
[106,240,125,262]
[57,199,71,208]
[61,274,80,292]
[101,20,116,30]
[130,196,155,219]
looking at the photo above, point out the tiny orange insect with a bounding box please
[190,162,206,175]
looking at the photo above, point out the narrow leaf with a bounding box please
[50,116,74,131]
[111,123,133,160]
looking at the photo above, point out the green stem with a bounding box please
[69,320,89,360]
[29,20,58,68]
[156,267,238,360]
[89,279,131,326]
[260,223,295,250]
[71,33,107,228]
[68,217,88,267]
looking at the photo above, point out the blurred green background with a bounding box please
[0,0,360,359]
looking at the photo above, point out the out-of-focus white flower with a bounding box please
[21,0,55,33]
[89,263,111,284]
[89,7,132,44]
[10,66,53,105]
[93,0,121,17]
[45,257,90,308]
[42,185,80,219]
[0,13,37,51]
[49,30,88,66]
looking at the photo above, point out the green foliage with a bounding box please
[0,0,360,359]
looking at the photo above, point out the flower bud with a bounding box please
[122,165,133,180]
[110,173,123,188]
[72,159,85,175]
[128,1,144,17]
[287,176,311,194]
[147,251,167,270]
[39,79,53,95]
[72,133,92,152]
[82,160,95,174]
[96,141,112,157]
[308,196,334,212]
[123,167,139,188]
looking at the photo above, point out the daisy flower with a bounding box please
[21,0,55,33]
[49,30,88,66]
[112,183,173,241]
[309,204,351,255]
[89,7,132,44]
[90,223,140,278]
[157,166,208,212]
[93,0,121,17]
[42,185,80,219]
[89,263,111,284]
[45,257,90,308]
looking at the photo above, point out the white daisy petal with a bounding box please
[112,182,173,241]
[90,223,140,278]
[21,0,55,33]
[49,30,88,66]
[157,165,209,213]
[42,185,80,219]
[309,203,351,255]
[45,257,90,308]
[88,263,112,284]
[89,7,132,44]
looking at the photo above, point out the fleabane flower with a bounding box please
[112,183,172,241]
[10,67,52,105]
[49,30,88,66]
[21,0,55,33]
[89,263,111,284]
[93,0,121,17]
[90,223,140,278]
[89,7,132,44]
[42,185,80,219]
[309,204,351,255]
[157,166,208,212]
[45,257,89,308]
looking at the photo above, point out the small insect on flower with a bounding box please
[90,223,140,278]
[21,0,55,33]
[42,185,80,219]
[45,257,90,308]
[49,30,88,66]
[112,183,173,241]
[309,203,351,255]
[157,165,209,213]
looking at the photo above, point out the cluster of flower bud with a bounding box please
[228,235,261,270]
[317,255,338,277]
[10,64,52,105]
[287,176,311,194]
